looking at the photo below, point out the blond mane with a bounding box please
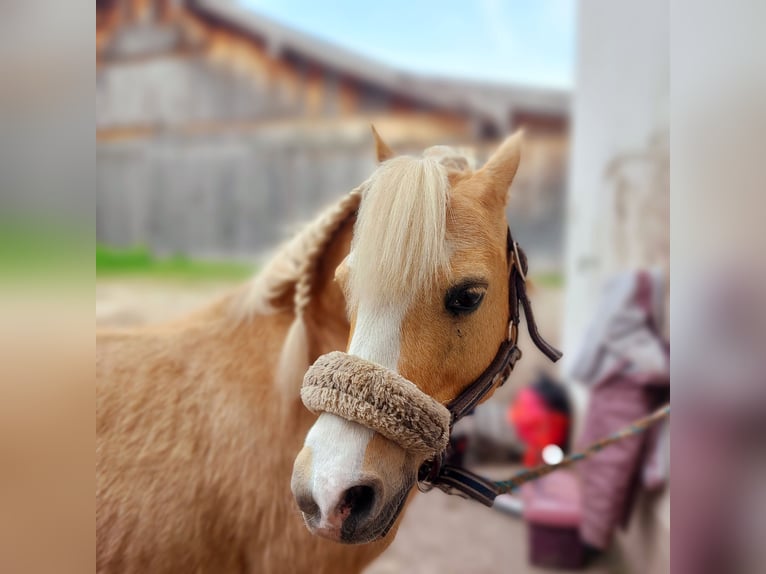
[349,155,453,308]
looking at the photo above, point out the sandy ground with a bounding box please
[365,479,629,574]
[96,278,626,574]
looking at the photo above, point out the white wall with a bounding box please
[563,0,668,360]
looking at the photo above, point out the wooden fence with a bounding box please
[97,132,564,268]
[97,132,376,261]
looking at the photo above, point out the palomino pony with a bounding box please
[97,130,528,573]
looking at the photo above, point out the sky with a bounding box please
[237,0,576,89]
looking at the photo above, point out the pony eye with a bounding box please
[445,284,486,315]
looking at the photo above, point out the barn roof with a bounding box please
[189,0,569,129]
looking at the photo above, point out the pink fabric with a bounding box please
[522,471,582,527]
[571,270,669,550]
[577,370,667,548]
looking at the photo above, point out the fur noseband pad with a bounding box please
[301,351,451,457]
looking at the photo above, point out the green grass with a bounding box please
[528,271,565,288]
[0,216,250,282]
[95,243,561,286]
[96,244,254,281]
[0,219,90,280]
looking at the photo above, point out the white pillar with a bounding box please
[563,0,669,366]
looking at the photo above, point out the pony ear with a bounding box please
[371,124,394,163]
[476,130,524,206]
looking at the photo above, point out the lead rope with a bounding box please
[493,403,670,494]
[421,404,670,506]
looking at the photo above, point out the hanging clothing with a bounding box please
[569,269,669,550]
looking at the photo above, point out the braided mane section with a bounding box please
[235,188,362,317]
[232,187,363,394]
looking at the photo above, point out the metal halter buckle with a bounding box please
[512,240,526,282]
[417,451,445,493]
[508,321,518,342]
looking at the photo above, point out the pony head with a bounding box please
[291,129,524,544]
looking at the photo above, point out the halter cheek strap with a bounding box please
[417,227,562,505]
[440,227,562,425]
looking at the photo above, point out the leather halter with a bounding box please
[417,227,563,505]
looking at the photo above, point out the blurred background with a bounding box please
[95,1,669,572]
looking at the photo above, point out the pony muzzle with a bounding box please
[294,352,451,542]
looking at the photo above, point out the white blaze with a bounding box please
[348,301,405,369]
[302,299,406,523]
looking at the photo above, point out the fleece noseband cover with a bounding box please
[300,351,451,457]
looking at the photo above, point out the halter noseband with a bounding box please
[301,226,562,507]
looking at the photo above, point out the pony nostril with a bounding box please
[295,492,319,519]
[340,484,377,522]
